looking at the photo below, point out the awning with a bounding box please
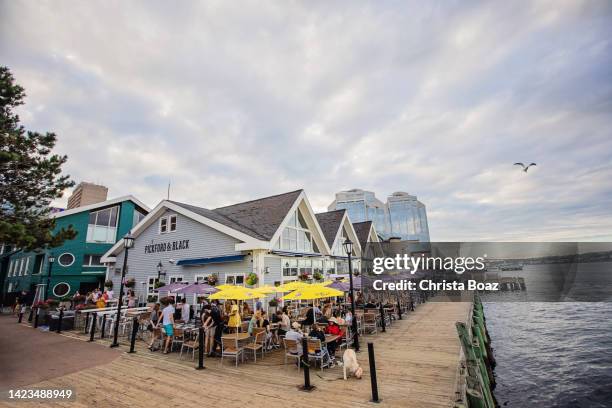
[270,250,323,258]
[175,254,245,266]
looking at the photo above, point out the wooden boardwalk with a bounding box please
[0,300,471,408]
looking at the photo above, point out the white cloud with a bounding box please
[1,0,611,241]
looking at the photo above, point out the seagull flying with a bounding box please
[514,162,537,172]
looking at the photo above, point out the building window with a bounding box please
[313,260,324,276]
[8,260,13,277]
[225,274,245,286]
[86,205,119,243]
[133,209,147,227]
[58,253,75,267]
[169,215,177,232]
[83,254,103,267]
[282,259,298,277]
[298,259,312,276]
[33,254,44,275]
[147,276,160,299]
[275,209,318,253]
[53,282,71,297]
[169,275,185,284]
[8,282,13,292]
[23,257,29,275]
[159,217,168,233]
[326,260,336,275]
[19,259,24,276]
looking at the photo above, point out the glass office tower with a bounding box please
[328,189,430,242]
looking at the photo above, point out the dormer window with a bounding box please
[274,208,319,253]
[159,214,177,234]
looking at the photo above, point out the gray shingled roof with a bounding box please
[352,221,373,248]
[315,209,346,247]
[169,189,303,241]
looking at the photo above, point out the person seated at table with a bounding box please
[308,323,332,365]
[285,321,303,344]
[242,301,252,317]
[302,306,315,326]
[334,312,346,326]
[325,317,343,360]
[322,302,332,320]
[180,300,190,323]
[247,310,261,335]
[259,311,277,349]
[227,300,241,333]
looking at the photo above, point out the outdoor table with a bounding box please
[324,334,340,344]
[222,332,251,341]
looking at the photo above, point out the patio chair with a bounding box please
[172,328,185,351]
[283,338,303,372]
[252,327,268,352]
[244,331,265,362]
[221,337,244,367]
[363,313,377,334]
[180,329,199,361]
[307,338,331,371]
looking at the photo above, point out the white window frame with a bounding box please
[169,275,185,284]
[8,282,13,292]
[147,275,160,298]
[159,216,168,234]
[24,257,29,276]
[8,260,13,277]
[169,215,177,232]
[194,274,207,284]
[53,282,71,298]
[275,209,317,253]
[19,259,24,276]
[86,205,120,244]
[58,252,75,267]
[83,254,103,267]
[225,274,245,286]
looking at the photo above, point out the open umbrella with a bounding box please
[216,284,237,290]
[208,287,264,300]
[275,280,309,292]
[282,286,344,300]
[174,283,218,296]
[255,284,277,294]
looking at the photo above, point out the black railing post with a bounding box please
[28,307,34,322]
[56,308,64,334]
[196,327,205,369]
[379,304,386,333]
[84,313,90,333]
[33,307,39,328]
[18,310,23,323]
[299,337,314,391]
[397,299,402,320]
[129,317,139,353]
[100,314,107,339]
[89,312,97,342]
[368,342,380,403]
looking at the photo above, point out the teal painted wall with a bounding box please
[4,200,147,298]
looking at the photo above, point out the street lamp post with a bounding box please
[110,233,135,348]
[343,238,359,352]
[44,254,56,301]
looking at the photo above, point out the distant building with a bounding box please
[67,182,108,209]
[329,189,430,242]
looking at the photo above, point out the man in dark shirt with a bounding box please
[210,301,223,356]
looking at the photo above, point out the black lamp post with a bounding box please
[110,233,135,348]
[44,254,56,301]
[343,238,359,352]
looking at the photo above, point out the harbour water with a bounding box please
[482,263,612,407]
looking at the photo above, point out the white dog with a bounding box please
[341,349,363,380]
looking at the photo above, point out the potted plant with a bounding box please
[298,272,310,281]
[246,272,258,286]
[206,274,218,286]
[46,299,60,309]
[313,271,323,281]
[268,297,279,307]
[154,281,166,289]
[104,279,114,289]
[125,278,136,288]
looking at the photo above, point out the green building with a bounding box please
[2,196,149,302]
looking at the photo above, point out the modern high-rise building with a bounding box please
[328,189,430,241]
[67,182,108,209]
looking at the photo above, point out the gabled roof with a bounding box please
[315,209,346,247]
[50,195,150,219]
[352,221,374,248]
[169,189,303,241]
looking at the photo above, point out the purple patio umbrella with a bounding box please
[157,282,189,296]
[329,281,350,292]
[174,283,218,296]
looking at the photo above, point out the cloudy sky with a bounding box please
[2,1,611,241]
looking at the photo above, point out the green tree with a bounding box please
[0,66,76,250]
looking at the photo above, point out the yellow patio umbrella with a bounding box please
[256,284,277,294]
[208,287,263,300]
[319,280,333,286]
[275,280,310,292]
[216,284,237,290]
[282,285,344,300]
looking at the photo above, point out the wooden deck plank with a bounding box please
[0,300,471,408]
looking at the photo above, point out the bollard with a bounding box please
[100,314,107,339]
[129,317,139,353]
[379,304,386,333]
[84,313,90,333]
[89,312,97,342]
[367,342,380,403]
[397,300,402,320]
[18,311,23,323]
[299,337,314,391]
[57,308,64,334]
[34,307,39,328]
[196,327,205,369]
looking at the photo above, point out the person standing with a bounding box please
[181,300,190,323]
[210,301,224,356]
[201,306,215,355]
[227,300,241,333]
[127,290,136,308]
[148,303,162,351]
[161,299,175,354]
